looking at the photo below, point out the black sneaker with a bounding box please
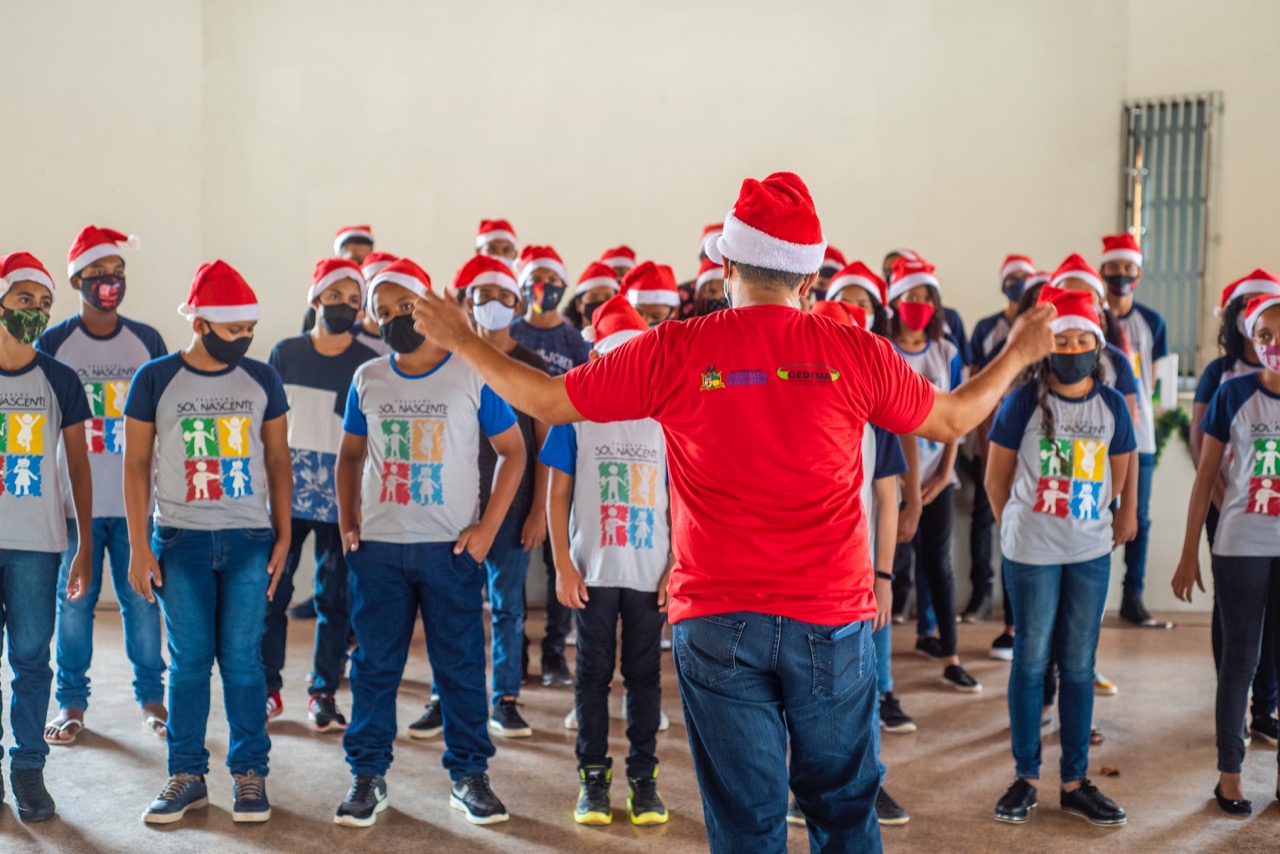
[876,788,909,826]
[879,693,917,734]
[994,778,1037,823]
[1119,596,1157,627]
[10,768,55,823]
[1250,713,1279,747]
[408,697,443,739]
[942,663,982,693]
[914,636,947,661]
[575,766,612,825]
[1060,780,1126,826]
[450,773,509,825]
[231,770,271,822]
[489,698,532,738]
[334,774,388,827]
[541,658,573,688]
[627,770,668,825]
[989,631,1014,661]
[309,694,348,732]
[786,796,805,826]
[288,596,318,620]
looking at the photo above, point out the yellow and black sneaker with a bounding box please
[627,770,668,825]
[575,766,612,825]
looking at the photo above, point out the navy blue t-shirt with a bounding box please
[510,318,590,377]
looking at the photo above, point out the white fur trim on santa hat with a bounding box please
[600,255,636,270]
[627,289,681,308]
[476,229,516,249]
[1000,258,1036,280]
[465,269,520,298]
[887,272,940,303]
[1245,296,1280,337]
[4,267,56,293]
[334,228,373,255]
[1049,314,1104,342]
[695,266,724,289]
[367,271,430,314]
[1216,277,1280,317]
[518,259,569,288]
[593,329,644,355]
[177,302,260,323]
[705,213,827,275]
[1100,247,1143,267]
[308,269,367,304]
[1049,270,1105,300]
[68,236,139,278]
[827,274,879,304]
[575,275,619,297]
[887,248,919,261]
[361,260,392,281]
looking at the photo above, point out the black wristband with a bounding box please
[875,571,893,581]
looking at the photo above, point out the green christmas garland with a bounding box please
[1154,407,1191,464]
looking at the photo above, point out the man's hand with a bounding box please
[266,536,290,601]
[556,561,589,609]
[1004,303,1056,369]
[66,550,92,601]
[455,522,497,564]
[521,508,548,552]
[412,290,475,352]
[129,546,163,603]
[873,576,893,631]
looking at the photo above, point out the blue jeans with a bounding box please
[873,624,892,695]
[1004,554,1110,782]
[674,612,880,854]
[0,548,59,770]
[431,513,530,702]
[153,526,274,777]
[55,518,165,710]
[1122,452,1156,598]
[344,540,494,781]
[261,517,350,696]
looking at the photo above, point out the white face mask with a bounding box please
[473,300,516,331]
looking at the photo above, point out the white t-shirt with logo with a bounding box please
[1201,374,1280,557]
[893,338,962,485]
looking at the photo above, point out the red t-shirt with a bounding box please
[564,304,934,625]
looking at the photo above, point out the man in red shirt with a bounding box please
[413,173,1053,852]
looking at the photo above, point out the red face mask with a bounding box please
[898,301,935,331]
[844,304,869,329]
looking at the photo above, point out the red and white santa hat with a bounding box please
[1218,268,1280,316]
[1037,285,1104,341]
[67,225,138,278]
[827,261,889,310]
[1000,254,1036,281]
[620,261,681,308]
[178,260,259,323]
[811,298,868,330]
[698,223,723,258]
[309,258,366,304]
[366,258,432,314]
[576,262,620,297]
[886,247,921,264]
[1100,233,1142,267]
[455,255,519,299]
[887,257,940,303]
[1025,270,1052,291]
[589,294,649,355]
[0,252,56,302]
[598,245,637,271]
[1048,254,1106,300]
[476,219,517,249]
[333,225,374,256]
[1243,293,1280,338]
[695,257,724,289]
[517,245,569,288]
[821,245,847,274]
[704,172,827,274]
[360,251,398,283]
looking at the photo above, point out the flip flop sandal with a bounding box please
[43,718,84,746]
[143,714,168,740]
[1090,728,1106,745]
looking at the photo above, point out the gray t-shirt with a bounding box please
[124,353,289,531]
[893,338,962,485]
[1201,374,1280,557]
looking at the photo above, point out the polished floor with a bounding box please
[5,608,1279,853]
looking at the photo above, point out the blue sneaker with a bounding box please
[143,774,209,824]
[232,770,271,822]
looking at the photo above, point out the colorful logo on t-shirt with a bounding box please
[379,417,445,506]
[598,460,659,549]
[180,415,254,501]
[776,364,841,384]
[0,412,45,499]
[82,380,129,455]
[700,366,726,391]
[1034,437,1106,520]
[1247,438,1280,516]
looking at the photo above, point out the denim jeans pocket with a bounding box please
[676,614,745,688]
[242,527,275,542]
[454,548,482,571]
[807,624,867,698]
[152,525,185,549]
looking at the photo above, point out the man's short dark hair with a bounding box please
[733,261,807,291]
[340,236,374,249]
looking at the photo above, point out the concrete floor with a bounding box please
[5,609,1280,853]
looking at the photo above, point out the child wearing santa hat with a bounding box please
[1174,292,1280,816]
[476,219,519,268]
[124,260,292,825]
[686,258,730,318]
[334,259,525,828]
[563,262,620,332]
[620,262,681,328]
[883,248,970,363]
[334,225,375,264]
[986,285,1134,828]
[37,226,169,750]
[0,251,94,822]
[539,295,672,827]
[825,261,891,336]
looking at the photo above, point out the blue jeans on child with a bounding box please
[55,518,165,711]
[674,611,880,854]
[344,540,494,781]
[0,548,59,770]
[1122,452,1156,599]
[153,526,273,777]
[1003,554,1110,782]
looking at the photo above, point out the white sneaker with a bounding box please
[564,708,578,730]
[659,711,670,732]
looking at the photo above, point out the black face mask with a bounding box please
[380,313,425,354]
[1048,348,1099,385]
[582,300,607,325]
[319,303,358,335]
[696,298,730,316]
[1001,279,1025,303]
[80,274,127,311]
[1104,274,1138,297]
[524,282,566,315]
[202,327,252,367]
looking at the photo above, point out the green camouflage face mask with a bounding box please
[2,307,51,345]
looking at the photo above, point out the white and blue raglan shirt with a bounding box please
[1195,355,1260,407]
[539,418,670,592]
[124,354,289,530]
[1098,343,1140,400]
[969,311,1013,371]
[37,316,167,519]
[1200,374,1280,556]
[989,382,1136,565]
[1115,302,1168,455]
[343,354,516,544]
[893,338,963,485]
[0,353,92,552]
[861,424,908,559]
[269,335,378,524]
